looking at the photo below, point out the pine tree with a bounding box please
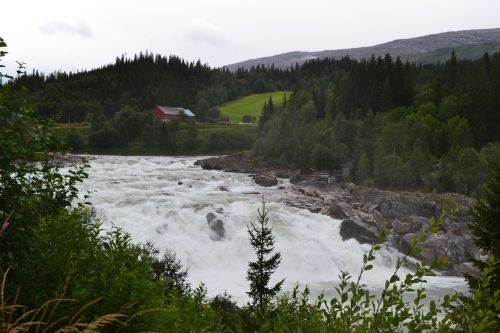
[246,199,284,312]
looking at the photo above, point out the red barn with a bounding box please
[152,106,195,121]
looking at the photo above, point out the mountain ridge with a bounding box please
[225,28,500,70]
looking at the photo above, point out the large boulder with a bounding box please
[459,262,479,277]
[340,218,378,244]
[393,219,423,235]
[254,174,278,187]
[327,202,353,220]
[206,212,225,240]
[399,233,417,253]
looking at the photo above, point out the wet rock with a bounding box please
[400,233,417,253]
[196,153,260,173]
[208,219,225,240]
[206,212,225,240]
[218,186,229,191]
[206,212,217,224]
[362,203,379,213]
[459,262,480,277]
[254,174,278,187]
[340,218,378,244]
[373,210,385,226]
[327,202,352,220]
[302,180,327,188]
[420,236,447,264]
[393,219,422,235]
[178,181,183,185]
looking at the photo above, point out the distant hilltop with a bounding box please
[225,28,500,71]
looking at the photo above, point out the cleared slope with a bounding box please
[218,91,290,123]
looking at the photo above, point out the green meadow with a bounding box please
[218,91,290,123]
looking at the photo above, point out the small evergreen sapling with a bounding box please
[246,199,284,311]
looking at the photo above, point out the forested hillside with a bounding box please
[18,53,291,123]
[16,53,291,152]
[254,52,500,195]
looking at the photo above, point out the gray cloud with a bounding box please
[39,19,93,38]
[184,19,229,48]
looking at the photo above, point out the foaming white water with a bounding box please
[77,155,467,304]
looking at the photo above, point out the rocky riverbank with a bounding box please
[197,153,481,276]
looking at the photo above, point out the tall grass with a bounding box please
[0,270,163,333]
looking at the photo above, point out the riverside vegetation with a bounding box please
[1,38,500,332]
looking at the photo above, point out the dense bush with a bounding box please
[205,128,257,152]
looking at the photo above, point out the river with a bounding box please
[77,155,467,304]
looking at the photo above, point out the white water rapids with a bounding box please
[77,155,467,304]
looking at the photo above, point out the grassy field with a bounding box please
[218,91,290,124]
[53,122,91,142]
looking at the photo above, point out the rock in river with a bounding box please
[206,212,225,240]
[254,174,278,187]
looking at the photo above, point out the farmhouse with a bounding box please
[152,106,195,121]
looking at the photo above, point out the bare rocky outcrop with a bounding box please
[195,153,291,177]
[291,181,479,276]
[54,153,91,166]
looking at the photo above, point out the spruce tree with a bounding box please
[117,122,129,146]
[267,96,275,116]
[258,100,269,131]
[447,50,458,89]
[470,165,500,289]
[246,199,284,312]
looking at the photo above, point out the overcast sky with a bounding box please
[1,0,499,76]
